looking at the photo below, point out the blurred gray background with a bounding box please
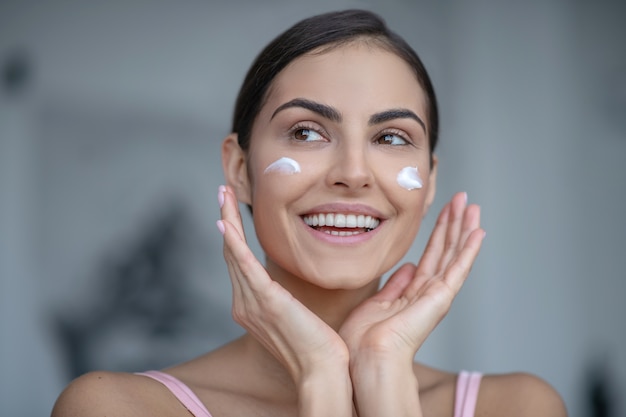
[1,0,625,416]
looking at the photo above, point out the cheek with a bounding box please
[374,157,427,193]
[264,157,301,174]
[251,156,317,208]
[374,159,430,218]
[251,157,315,271]
[249,155,299,195]
[396,166,423,190]
[256,155,329,184]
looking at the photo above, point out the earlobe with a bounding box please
[221,133,252,205]
[423,154,438,217]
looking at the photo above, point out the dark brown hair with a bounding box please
[231,9,439,157]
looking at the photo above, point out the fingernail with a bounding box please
[463,192,468,204]
[218,185,226,208]
[216,220,225,235]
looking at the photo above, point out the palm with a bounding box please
[342,267,466,356]
[340,192,484,359]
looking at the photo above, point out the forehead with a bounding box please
[260,43,427,120]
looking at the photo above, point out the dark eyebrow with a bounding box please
[271,98,342,122]
[369,109,426,133]
[271,99,425,133]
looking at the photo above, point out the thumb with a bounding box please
[371,263,416,302]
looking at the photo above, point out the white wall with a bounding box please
[1,1,624,416]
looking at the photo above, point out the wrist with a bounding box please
[293,343,350,384]
[351,354,418,389]
[349,347,415,376]
[298,365,353,417]
[350,354,421,417]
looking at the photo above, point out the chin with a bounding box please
[292,261,389,291]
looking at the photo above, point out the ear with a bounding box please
[221,133,252,205]
[423,154,438,217]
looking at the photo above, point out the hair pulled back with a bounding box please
[231,9,439,156]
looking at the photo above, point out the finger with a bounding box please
[219,218,269,294]
[436,203,481,282]
[414,202,451,278]
[370,263,416,303]
[223,253,244,305]
[404,203,452,299]
[219,185,246,240]
[437,192,468,274]
[443,228,486,294]
[404,227,484,333]
[456,203,481,252]
[407,194,475,299]
[220,185,246,239]
[218,219,246,302]
[220,219,290,336]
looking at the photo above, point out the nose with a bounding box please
[326,141,374,191]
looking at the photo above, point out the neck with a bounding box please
[236,258,381,397]
[265,257,381,331]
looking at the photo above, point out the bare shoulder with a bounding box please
[478,372,568,417]
[51,371,188,417]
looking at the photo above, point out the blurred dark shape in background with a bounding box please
[586,355,616,417]
[2,48,31,96]
[53,201,200,379]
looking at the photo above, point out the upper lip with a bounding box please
[301,203,386,219]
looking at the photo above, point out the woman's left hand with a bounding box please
[338,192,485,416]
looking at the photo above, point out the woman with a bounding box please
[52,9,567,417]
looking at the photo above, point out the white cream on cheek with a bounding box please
[397,166,423,190]
[264,157,301,175]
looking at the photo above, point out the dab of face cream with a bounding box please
[264,157,301,175]
[397,166,423,190]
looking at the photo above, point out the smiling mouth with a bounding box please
[302,213,381,236]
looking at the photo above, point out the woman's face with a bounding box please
[230,43,436,289]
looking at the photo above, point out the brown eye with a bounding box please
[377,133,408,146]
[293,128,324,142]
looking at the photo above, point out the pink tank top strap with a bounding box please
[454,371,482,417]
[136,370,213,417]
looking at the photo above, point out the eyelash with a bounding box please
[288,123,329,142]
[376,129,413,146]
[287,123,414,147]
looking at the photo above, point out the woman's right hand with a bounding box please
[217,185,352,413]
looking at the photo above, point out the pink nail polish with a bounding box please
[218,186,225,208]
[216,220,225,235]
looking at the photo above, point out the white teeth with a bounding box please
[335,214,346,227]
[357,215,365,228]
[327,230,360,236]
[346,214,357,228]
[303,213,381,230]
[326,213,334,226]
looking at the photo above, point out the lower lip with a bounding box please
[301,219,383,245]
